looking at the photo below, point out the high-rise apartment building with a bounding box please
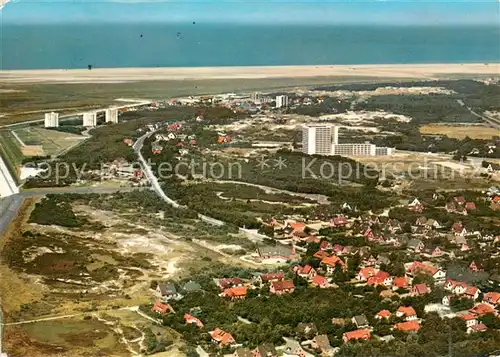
[105,108,119,123]
[302,123,338,155]
[83,112,97,127]
[44,112,59,128]
[275,95,289,108]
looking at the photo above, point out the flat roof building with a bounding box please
[44,112,59,128]
[302,123,338,156]
[105,108,118,123]
[83,112,97,127]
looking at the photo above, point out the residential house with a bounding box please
[342,329,371,343]
[311,334,334,356]
[406,239,424,253]
[411,283,431,296]
[222,286,248,300]
[464,286,481,300]
[151,300,174,314]
[330,215,349,228]
[270,280,295,295]
[392,276,408,290]
[156,283,181,301]
[469,261,483,272]
[394,321,421,332]
[483,292,500,307]
[210,328,235,346]
[356,267,377,281]
[454,196,466,205]
[295,323,318,339]
[406,261,446,281]
[319,241,333,251]
[252,343,278,357]
[425,219,442,230]
[234,348,253,357]
[415,216,427,226]
[408,198,424,212]
[367,271,393,287]
[465,202,476,211]
[468,323,487,333]
[376,310,391,320]
[352,315,370,329]
[313,250,330,260]
[445,279,468,295]
[312,275,330,288]
[320,256,346,274]
[217,277,244,290]
[396,306,418,321]
[458,313,478,329]
[184,313,203,328]
[293,265,317,279]
[259,272,285,284]
[469,303,496,316]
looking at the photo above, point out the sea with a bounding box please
[0,24,499,70]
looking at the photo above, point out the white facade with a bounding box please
[83,112,97,127]
[105,108,118,123]
[375,146,395,156]
[332,143,376,157]
[44,112,59,128]
[276,95,289,108]
[302,123,338,156]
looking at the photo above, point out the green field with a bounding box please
[0,76,406,126]
[13,127,85,156]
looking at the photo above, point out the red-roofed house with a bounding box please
[465,202,476,210]
[356,267,377,281]
[342,329,371,343]
[259,272,284,284]
[320,256,346,274]
[458,313,478,328]
[152,300,174,314]
[221,287,247,300]
[396,306,418,321]
[406,261,445,281]
[313,250,330,260]
[375,310,391,320]
[469,323,487,333]
[270,280,295,295]
[411,283,431,296]
[454,196,466,205]
[319,241,333,251]
[210,328,235,346]
[393,276,409,290]
[311,275,329,288]
[469,303,496,316]
[394,321,421,332]
[217,277,244,290]
[464,286,481,300]
[483,292,500,306]
[293,265,317,279]
[184,313,203,328]
[330,215,349,228]
[367,271,393,287]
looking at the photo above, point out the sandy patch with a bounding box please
[1,63,498,84]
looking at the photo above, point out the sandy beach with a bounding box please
[0,63,498,84]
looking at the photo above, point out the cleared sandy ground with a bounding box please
[0,63,498,84]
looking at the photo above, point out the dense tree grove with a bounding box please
[28,194,81,227]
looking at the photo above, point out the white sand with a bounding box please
[0,63,498,84]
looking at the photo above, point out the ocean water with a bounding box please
[0,24,499,70]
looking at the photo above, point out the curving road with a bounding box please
[132,130,267,242]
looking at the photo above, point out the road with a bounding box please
[459,99,500,130]
[132,130,266,241]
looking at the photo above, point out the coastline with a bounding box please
[0,63,498,84]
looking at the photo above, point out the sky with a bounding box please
[1,0,499,25]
